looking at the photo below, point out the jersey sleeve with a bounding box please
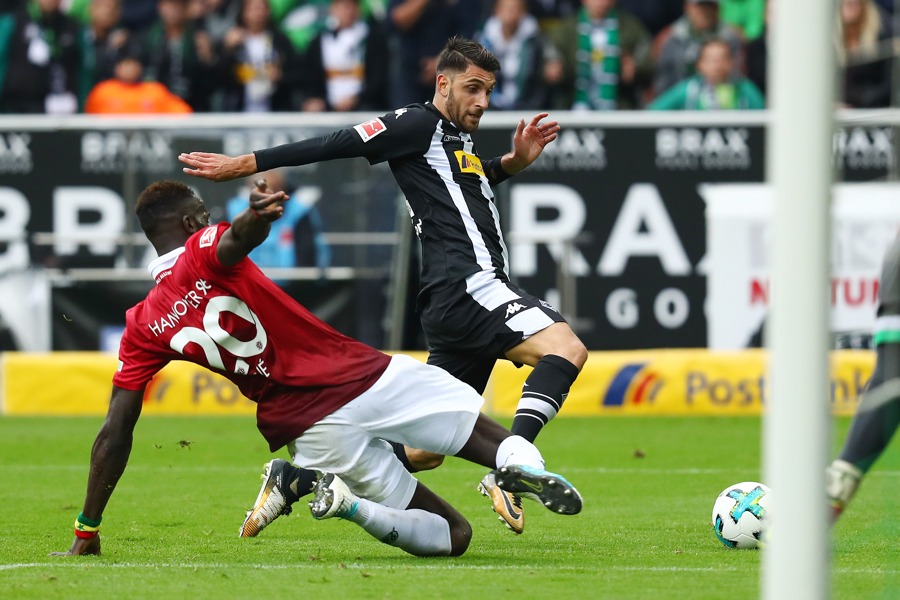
[112,318,169,390]
[187,222,234,278]
[346,108,433,165]
[253,107,432,170]
[481,156,513,186]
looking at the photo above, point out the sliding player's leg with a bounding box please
[306,440,469,556]
[828,342,900,520]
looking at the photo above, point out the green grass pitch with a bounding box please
[0,416,896,599]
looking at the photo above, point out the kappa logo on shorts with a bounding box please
[354,118,387,142]
[199,226,217,248]
[505,302,527,318]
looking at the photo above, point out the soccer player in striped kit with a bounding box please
[180,36,588,535]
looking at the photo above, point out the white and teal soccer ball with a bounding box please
[711,481,771,549]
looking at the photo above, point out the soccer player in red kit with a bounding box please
[52,180,581,558]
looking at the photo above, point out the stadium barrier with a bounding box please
[1,111,894,355]
[1,349,873,417]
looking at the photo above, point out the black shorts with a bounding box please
[419,274,566,393]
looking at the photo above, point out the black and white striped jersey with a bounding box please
[254,103,514,297]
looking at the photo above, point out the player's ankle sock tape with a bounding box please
[287,466,317,502]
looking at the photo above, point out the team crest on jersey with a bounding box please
[199,226,217,248]
[354,118,387,142]
[454,151,484,176]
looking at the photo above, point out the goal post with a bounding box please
[763,0,836,599]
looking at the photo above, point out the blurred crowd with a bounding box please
[0,0,896,115]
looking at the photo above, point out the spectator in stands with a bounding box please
[300,0,389,112]
[545,0,653,110]
[648,37,763,109]
[387,0,482,106]
[836,0,892,108]
[219,0,300,111]
[618,0,683,37]
[743,0,769,97]
[189,0,242,46]
[65,0,91,24]
[77,0,133,110]
[526,0,578,34]
[120,0,160,32]
[274,0,385,54]
[653,0,742,98]
[0,0,81,114]
[139,0,218,111]
[720,0,765,41]
[476,0,548,110]
[84,51,193,113]
[225,169,330,270]
[273,0,332,53]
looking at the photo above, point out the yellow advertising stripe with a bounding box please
[0,350,874,417]
[1,352,254,416]
[487,349,874,417]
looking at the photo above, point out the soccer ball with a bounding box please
[711,481,771,549]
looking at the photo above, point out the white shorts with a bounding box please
[287,354,483,509]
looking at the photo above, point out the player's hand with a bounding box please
[249,178,287,222]
[505,113,560,174]
[49,535,101,557]
[179,152,257,182]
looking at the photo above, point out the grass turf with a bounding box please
[0,416,896,599]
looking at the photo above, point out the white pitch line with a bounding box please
[1,562,896,575]
[1,465,898,477]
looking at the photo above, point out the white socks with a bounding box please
[495,435,546,470]
[344,497,452,556]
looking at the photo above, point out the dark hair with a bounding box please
[436,35,501,76]
[135,180,198,237]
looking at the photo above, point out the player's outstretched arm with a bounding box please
[499,113,560,175]
[179,151,259,181]
[217,178,288,267]
[51,386,144,557]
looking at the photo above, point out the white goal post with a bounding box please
[763,0,836,599]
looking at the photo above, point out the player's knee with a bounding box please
[407,449,445,471]
[566,339,588,370]
[552,337,587,370]
[447,516,473,557]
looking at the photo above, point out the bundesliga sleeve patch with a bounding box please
[354,118,387,142]
[199,226,218,248]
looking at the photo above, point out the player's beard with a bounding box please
[447,88,482,134]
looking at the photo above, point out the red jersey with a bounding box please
[114,223,391,450]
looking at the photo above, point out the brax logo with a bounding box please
[505,302,526,318]
[354,118,387,142]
